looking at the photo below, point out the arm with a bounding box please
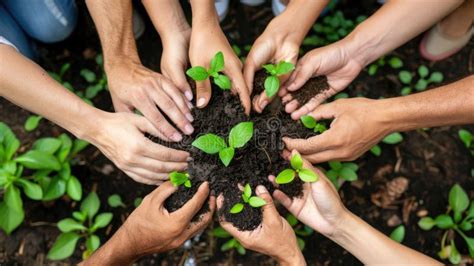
[284,75,474,163]
[85,0,194,141]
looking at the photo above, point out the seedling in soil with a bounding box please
[398,65,443,95]
[275,154,319,184]
[107,194,126,208]
[458,129,474,156]
[286,214,314,250]
[24,115,42,132]
[370,132,404,157]
[300,115,327,134]
[325,161,358,190]
[367,56,403,76]
[169,171,191,188]
[48,191,113,260]
[186,51,231,90]
[192,121,254,167]
[418,184,474,264]
[262,61,295,97]
[230,183,266,214]
[213,226,246,255]
[389,225,405,243]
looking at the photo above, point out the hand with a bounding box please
[83,182,214,265]
[283,98,390,163]
[189,19,251,114]
[271,150,348,238]
[91,112,190,185]
[218,186,305,266]
[281,40,363,120]
[105,58,194,142]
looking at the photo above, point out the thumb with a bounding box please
[255,185,279,221]
[151,182,178,208]
[283,60,315,92]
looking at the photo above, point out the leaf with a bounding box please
[47,232,81,260]
[221,239,237,251]
[72,211,86,223]
[370,145,382,156]
[382,132,403,144]
[415,79,428,91]
[235,242,246,255]
[57,134,72,163]
[388,57,403,69]
[67,176,82,201]
[219,147,235,167]
[249,196,266,208]
[60,63,71,77]
[24,115,42,132]
[418,65,429,78]
[210,51,225,73]
[449,184,469,213]
[192,134,227,154]
[340,167,357,181]
[169,171,189,186]
[291,153,303,170]
[32,138,62,155]
[71,139,89,155]
[275,169,296,184]
[275,61,295,75]
[5,185,22,212]
[186,66,209,81]
[107,194,125,208]
[460,221,472,231]
[299,168,319,182]
[92,213,113,229]
[229,122,254,149]
[286,214,298,227]
[243,184,252,202]
[16,179,42,200]
[86,235,100,252]
[133,198,142,207]
[57,218,86,232]
[343,163,359,171]
[0,122,20,161]
[81,192,100,219]
[389,225,405,243]
[457,230,474,257]
[264,76,280,98]
[213,227,231,238]
[0,202,24,234]
[214,74,231,90]
[184,180,191,188]
[85,84,103,99]
[334,92,349,99]
[398,71,412,84]
[230,203,244,214]
[368,64,378,76]
[232,45,241,56]
[328,161,342,170]
[80,69,96,83]
[297,237,306,251]
[458,129,472,148]
[434,214,454,229]
[42,176,66,201]
[401,87,412,96]
[59,163,71,180]
[262,64,276,75]
[16,150,61,170]
[300,115,317,129]
[429,72,443,83]
[449,240,461,265]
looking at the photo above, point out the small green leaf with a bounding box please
[232,45,242,56]
[93,213,113,229]
[243,184,252,202]
[340,167,357,181]
[15,150,61,171]
[0,122,20,161]
[262,64,276,75]
[219,147,235,167]
[213,227,231,238]
[32,138,62,155]
[388,57,403,69]
[186,66,209,81]
[42,176,66,201]
[249,196,266,208]
[16,179,43,200]
[229,122,254,148]
[108,195,127,209]
[429,72,443,83]
[418,217,435,230]
[235,242,246,255]
[398,71,412,84]
[5,185,22,212]
[275,61,295,76]
[449,184,469,213]
[434,214,454,229]
[184,180,191,188]
[72,211,86,223]
[67,176,82,201]
[58,218,86,233]
[415,79,428,91]
[264,76,280,97]
[192,134,227,154]
[85,84,103,99]
[418,65,429,78]
[275,169,296,184]
[214,74,231,90]
[47,232,81,260]
[24,115,42,132]
[389,225,405,243]
[343,163,359,172]
[370,145,382,156]
[458,129,472,148]
[334,92,349,99]
[291,153,303,170]
[57,134,72,163]
[460,221,472,231]
[133,198,142,207]
[300,115,317,129]
[221,238,237,251]
[71,139,89,155]
[297,237,305,250]
[382,132,403,144]
[286,214,298,227]
[81,192,100,219]
[314,123,327,133]
[449,240,461,265]
[230,203,244,214]
[328,161,342,170]
[86,235,101,252]
[0,202,24,234]
[368,64,378,76]
[299,168,319,182]
[60,63,71,77]
[169,171,189,186]
[401,87,412,96]
[210,51,225,73]
[80,69,96,83]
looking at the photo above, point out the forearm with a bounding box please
[142,0,190,42]
[379,75,474,132]
[345,0,463,66]
[0,45,102,141]
[332,212,440,265]
[190,0,219,26]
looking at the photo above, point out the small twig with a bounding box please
[258,147,272,165]
[394,147,402,173]
[29,221,56,227]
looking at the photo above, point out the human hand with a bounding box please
[281,40,363,120]
[105,58,194,142]
[189,17,251,114]
[282,98,391,163]
[91,112,190,185]
[218,185,305,266]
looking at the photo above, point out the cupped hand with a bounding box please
[283,98,390,163]
[105,58,194,142]
[92,112,190,185]
[218,185,305,265]
[189,20,251,114]
[280,41,363,120]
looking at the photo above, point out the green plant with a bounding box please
[107,194,126,208]
[300,115,327,133]
[230,183,266,214]
[389,225,405,243]
[459,129,474,156]
[192,121,253,166]
[399,65,443,95]
[169,171,191,188]
[325,161,358,190]
[418,184,474,264]
[286,214,314,250]
[367,56,403,76]
[24,115,42,132]
[370,132,404,156]
[47,191,113,260]
[186,51,231,90]
[212,226,246,255]
[275,154,319,184]
[262,61,295,97]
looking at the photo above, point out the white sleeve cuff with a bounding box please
[0,36,19,51]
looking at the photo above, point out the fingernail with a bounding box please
[197,98,206,108]
[186,113,194,122]
[185,91,193,101]
[171,133,183,142]
[187,101,194,110]
[260,100,268,109]
[256,185,267,195]
[184,124,194,135]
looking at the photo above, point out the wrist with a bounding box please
[64,103,106,144]
[84,227,138,265]
[190,0,219,26]
[342,24,385,68]
[277,250,306,266]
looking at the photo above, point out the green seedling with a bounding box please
[133,197,143,207]
[286,214,314,250]
[367,56,403,76]
[107,194,126,208]
[300,115,327,133]
[24,115,42,132]
[370,132,404,157]
[399,65,443,95]
[389,225,405,243]
[48,192,113,260]
[276,154,319,184]
[230,183,266,214]
[77,54,108,103]
[213,226,246,255]
[186,51,231,90]
[169,171,191,188]
[458,129,474,156]
[418,184,474,264]
[326,161,358,190]
[192,121,253,166]
[262,61,295,97]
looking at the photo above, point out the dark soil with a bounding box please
[291,76,330,105]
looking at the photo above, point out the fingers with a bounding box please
[226,66,251,115]
[142,138,190,162]
[183,196,216,236]
[126,171,161,185]
[282,59,315,93]
[195,78,212,108]
[174,182,210,221]
[255,185,279,222]
[283,132,333,155]
[273,189,294,211]
[112,99,134,113]
[153,182,179,207]
[127,167,168,185]
[217,195,242,236]
[132,156,187,174]
[135,116,171,141]
[158,77,193,120]
[243,57,257,96]
[290,87,339,120]
[243,44,269,94]
[136,97,182,142]
[163,66,193,101]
